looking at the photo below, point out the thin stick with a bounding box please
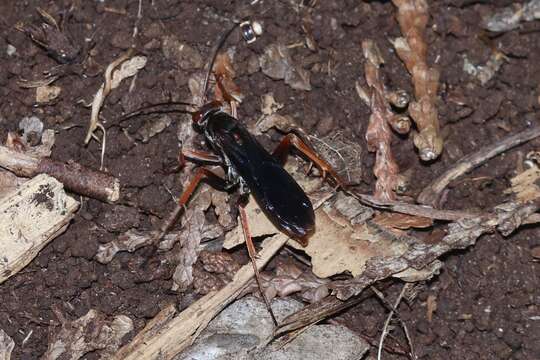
[0,145,119,203]
[377,284,409,360]
[418,125,540,206]
[354,193,480,221]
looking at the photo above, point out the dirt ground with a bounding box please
[0,0,539,359]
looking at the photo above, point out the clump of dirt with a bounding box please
[0,0,539,359]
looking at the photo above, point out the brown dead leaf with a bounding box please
[373,212,433,230]
[242,258,330,303]
[171,187,227,292]
[213,52,243,103]
[44,309,133,360]
[260,44,311,91]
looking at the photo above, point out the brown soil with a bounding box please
[1,0,539,359]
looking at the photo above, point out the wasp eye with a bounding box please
[192,112,203,124]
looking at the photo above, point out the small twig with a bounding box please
[0,145,119,203]
[354,193,480,221]
[418,125,540,206]
[377,284,410,360]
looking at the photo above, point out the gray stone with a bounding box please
[175,297,369,360]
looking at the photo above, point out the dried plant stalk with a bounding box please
[362,40,400,201]
[392,0,443,161]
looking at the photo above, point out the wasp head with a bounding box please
[192,101,223,129]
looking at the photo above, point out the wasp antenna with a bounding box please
[119,101,196,122]
[201,19,262,106]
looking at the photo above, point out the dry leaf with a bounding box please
[260,93,284,116]
[171,187,227,291]
[260,44,311,91]
[193,251,241,295]
[44,309,133,360]
[262,260,329,303]
[0,329,14,360]
[36,85,61,103]
[136,115,172,143]
[505,163,540,202]
[213,52,243,103]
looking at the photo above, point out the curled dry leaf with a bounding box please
[0,329,14,360]
[391,0,443,161]
[362,40,401,201]
[85,53,147,144]
[213,52,243,103]
[249,259,330,303]
[136,115,172,143]
[260,44,311,91]
[44,309,133,360]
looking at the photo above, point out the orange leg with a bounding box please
[154,167,229,244]
[239,204,279,326]
[179,148,222,168]
[273,133,347,189]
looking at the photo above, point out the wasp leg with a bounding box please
[239,204,279,326]
[157,167,229,239]
[272,133,347,189]
[179,148,222,168]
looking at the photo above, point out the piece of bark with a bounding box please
[330,200,539,300]
[0,145,120,203]
[0,174,79,284]
[113,235,288,360]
